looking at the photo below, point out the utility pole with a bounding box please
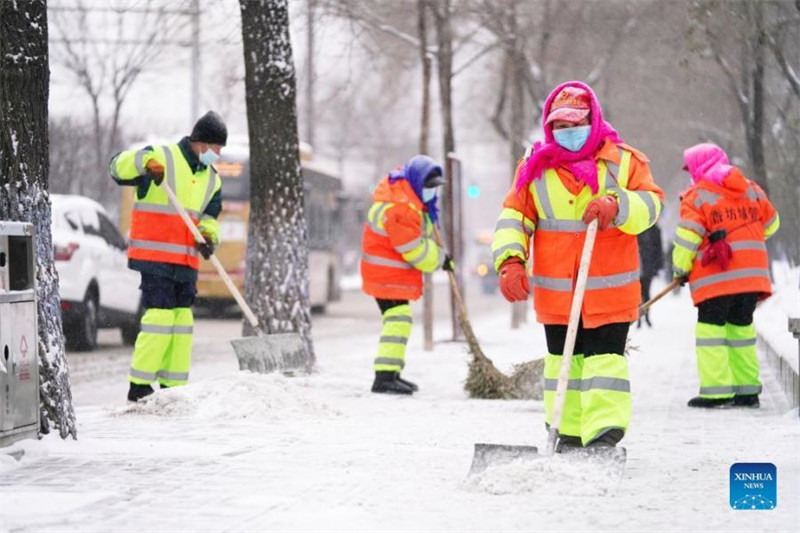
[418,0,434,351]
[191,0,201,123]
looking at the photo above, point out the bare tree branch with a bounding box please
[766,32,800,98]
[452,40,499,77]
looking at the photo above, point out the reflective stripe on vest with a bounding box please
[696,240,766,261]
[690,268,771,291]
[134,149,149,176]
[367,202,392,236]
[362,253,414,270]
[533,269,640,292]
[495,217,534,236]
[200,166,218,214]
[130,240,198,258]
[678,220,706,237]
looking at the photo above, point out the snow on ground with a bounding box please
[1,280,798,532]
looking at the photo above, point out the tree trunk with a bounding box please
[432,0,463,339]
[0,0,77,439]
[507,2,528,330]
[305,0,316,147]
[746,1,768,194]
[435,0,455,159]
[240,0,314,362]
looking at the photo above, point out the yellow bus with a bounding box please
[119,142,342,313]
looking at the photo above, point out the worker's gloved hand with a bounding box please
[701,229,732,270]
[674,274,689,287]
[582,195,618,230]
[195,235,215,260]
[442,254,455,272]
[145,159,165,185]
[498,258,530,302]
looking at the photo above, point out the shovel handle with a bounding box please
[160,180,259,329]
[546,220,598,454]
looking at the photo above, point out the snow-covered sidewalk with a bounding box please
[1,283,798,532]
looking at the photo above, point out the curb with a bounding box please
[757,331,799,411]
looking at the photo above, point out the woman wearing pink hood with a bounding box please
[672,143,779,409]
[491,81,664,451]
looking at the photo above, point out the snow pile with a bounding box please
[122,372,340,421]
[465,454,621,496]
[755,262,799,371]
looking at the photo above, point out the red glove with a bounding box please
[701,229,732,270]
[499,258,530,302]
[582,195,618,230]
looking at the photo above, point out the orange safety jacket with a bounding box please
[676,169,778,305]
[111,144,221,271]
[492,141,664,328]
[361,177,444,300]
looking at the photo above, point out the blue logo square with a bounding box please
[730,463,777,510]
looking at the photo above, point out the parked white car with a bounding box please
[51,195,142,351]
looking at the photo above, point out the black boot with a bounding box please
[395,373,419,392]
[644,312,652,327]
[586,428,624,448]
[127,383,154,403]
[371,371,413,395]
[555,435,583,453]
[733,394,760,408]
[687,396,734,408]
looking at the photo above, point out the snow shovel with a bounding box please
[469,220,625,475]
[160,180,311,374]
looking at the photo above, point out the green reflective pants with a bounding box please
[695,321,735,398]
[373,304,412,372]
[544,353,584,438]
[727,323,761,396]
[580,354,631,445]
[544,352,631,445]
[695,321,761,398]
[129,307,193,386]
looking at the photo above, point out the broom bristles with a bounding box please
[464,350,519,400]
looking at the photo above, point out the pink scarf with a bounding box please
[516,80,623,193]
[683,143,734,186]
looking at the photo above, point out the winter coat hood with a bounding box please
[388,155,443,223]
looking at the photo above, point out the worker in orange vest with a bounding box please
[361,155,453,395]
[672,143,779,408]
[491,81,664,450]
[110,111,225,402]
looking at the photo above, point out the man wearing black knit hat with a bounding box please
[109,111,227,402]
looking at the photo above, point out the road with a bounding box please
[66,276,509,407]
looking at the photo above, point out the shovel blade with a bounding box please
[232,333,311,375]
[559,445,627,467]
[469,443,539,475]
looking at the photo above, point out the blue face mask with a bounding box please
[422,187,438,203]
[199,148,219,166]
[553,125,591,152]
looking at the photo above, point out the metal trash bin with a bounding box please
[0,221,39,446]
